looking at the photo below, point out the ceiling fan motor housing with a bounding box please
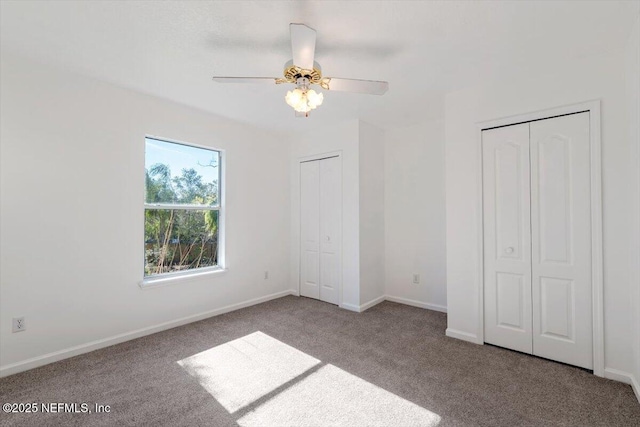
[282,60,327,88]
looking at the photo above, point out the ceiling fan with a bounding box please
[212,23,389,117]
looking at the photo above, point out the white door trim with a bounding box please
[297,150,343,307]
[475,100,604,377]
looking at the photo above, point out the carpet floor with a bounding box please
[1,296,639,426]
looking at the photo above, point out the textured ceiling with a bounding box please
[1,1,638,131]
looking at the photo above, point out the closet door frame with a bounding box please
[297,150,343,307]
[475,100,603,377]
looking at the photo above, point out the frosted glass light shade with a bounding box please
[285,89,303,107]
[285,88,323,113]
[306,90,323,108]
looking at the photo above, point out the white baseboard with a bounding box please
[339,302,361,312]
[445,328,481,344]
[384,295,448,313]
[360,295,386,312]
[0,290,297,378]
[604,367,634,384]
[604,368,640,403]
[339,295,448,314]
[340,295,403,313]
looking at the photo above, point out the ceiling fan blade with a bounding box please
[323,78,389,95]
[290,23,316,70]
[212,77,279,84]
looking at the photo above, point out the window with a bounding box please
[144,137,222,278]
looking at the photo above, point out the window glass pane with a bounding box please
[144,209,219,276]
[145,138,219,206]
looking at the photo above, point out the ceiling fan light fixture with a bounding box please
[285,88,323,114]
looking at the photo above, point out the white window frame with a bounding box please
[140,136,225,288]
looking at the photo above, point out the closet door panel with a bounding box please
[300,161,320,299]
[482,123,533,354]
[530,112,592,369]
[319,156,341,305]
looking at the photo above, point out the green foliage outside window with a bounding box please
[144,162,219,276]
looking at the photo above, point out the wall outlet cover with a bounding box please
[12,317,26,333]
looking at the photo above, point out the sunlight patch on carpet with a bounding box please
[177,331,320,413]
[237,364,441,427]
[178,331,441,426]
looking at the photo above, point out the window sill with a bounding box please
[139,267,227,290]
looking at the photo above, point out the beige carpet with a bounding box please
[1,296,639,426]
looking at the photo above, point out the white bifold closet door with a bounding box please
[300,156,341,305]
[483,123,533,354]
[483,112,592,369]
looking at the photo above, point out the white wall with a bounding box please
[359,121,385,306]
[384,121,447,311]
[625,13,640,400]
[289,120,361,309]
[0,53,292,374]
[444,49,636,378]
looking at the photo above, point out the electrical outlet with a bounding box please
[412,274,420,284]
[264,271,269,280]
[12,317,26,333]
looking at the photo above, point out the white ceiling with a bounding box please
[1,1,638,132]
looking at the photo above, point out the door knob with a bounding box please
[505,247,514,254]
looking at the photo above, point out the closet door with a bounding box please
[319,156,341,304]
[530,112,592,369]
[300,156,341,305]
[482,123,533,354]
[300,161,320,300]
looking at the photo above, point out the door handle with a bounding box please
[505,247,514,254]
